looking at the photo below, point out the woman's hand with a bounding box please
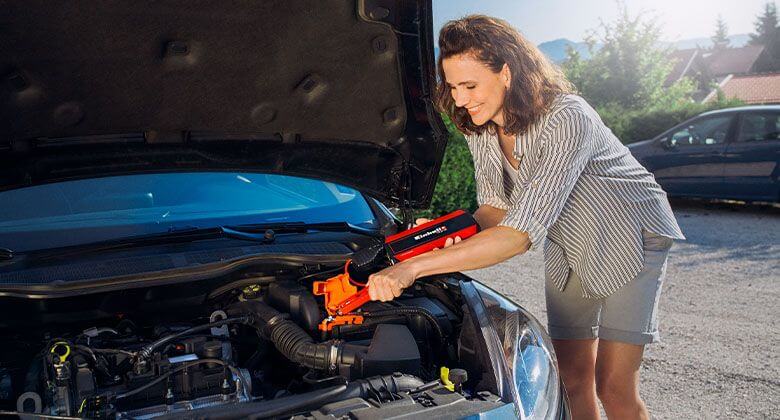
[367,220,462,301]
[366,261,417,302]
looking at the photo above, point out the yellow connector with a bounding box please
[439,366,455,392]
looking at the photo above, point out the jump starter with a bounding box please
[313,210,479,330]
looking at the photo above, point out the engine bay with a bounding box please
[0,264,507,419]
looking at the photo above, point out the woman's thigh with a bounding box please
[599,230,672,345]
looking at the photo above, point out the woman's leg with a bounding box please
[595,340,648,420]
[552,339,600,419]
[546,268,603,419]
[594,230,672,418]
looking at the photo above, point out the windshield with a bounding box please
[0,172,378,252]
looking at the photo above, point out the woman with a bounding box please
[366,15,684,420]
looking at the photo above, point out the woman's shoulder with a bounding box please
[545,94,601,127]
[549,94,592,116]
[532,94,604,144]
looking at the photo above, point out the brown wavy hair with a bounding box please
[435,15,574,136]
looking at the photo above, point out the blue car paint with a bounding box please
[628,106,780,202]
[0,172,377,252]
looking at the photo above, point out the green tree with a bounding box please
[711,15,730,50]
[750,2,779,45]
[562,4,693,111]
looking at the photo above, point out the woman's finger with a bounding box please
[367,277,379,300]
[378,284,393,302]
[374,278,392,302]
[414,218,432,227]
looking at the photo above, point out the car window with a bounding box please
[737,112,780,142]
[0,172,378,252]
[668,115,732,147]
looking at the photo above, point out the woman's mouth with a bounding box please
[466,105,481,115]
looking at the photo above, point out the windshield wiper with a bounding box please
[10,222,380,262]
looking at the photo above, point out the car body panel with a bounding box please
[629,106,780,202]
[0,0,448,208]
[723,110,780,201]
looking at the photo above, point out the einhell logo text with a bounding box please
[414,226,447,241]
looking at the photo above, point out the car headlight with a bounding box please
[474,282,565,420]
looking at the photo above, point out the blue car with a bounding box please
[628,106,780,203]
[0,1,568,419]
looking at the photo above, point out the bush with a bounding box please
[415,116,477,218]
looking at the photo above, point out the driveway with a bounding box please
[465,200,779,419]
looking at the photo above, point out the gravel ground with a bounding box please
[463,199,780,419]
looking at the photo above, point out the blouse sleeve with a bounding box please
[497,106,594,250]
[465,132,510,210]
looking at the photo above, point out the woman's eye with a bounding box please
[466,85,476,90]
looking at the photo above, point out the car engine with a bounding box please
[0,270,506,419]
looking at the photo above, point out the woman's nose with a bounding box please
[453,89,469,107]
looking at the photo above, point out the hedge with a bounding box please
[599,97,745,144]
[415,117,477,218]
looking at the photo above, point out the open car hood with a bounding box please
[0,0,446,208]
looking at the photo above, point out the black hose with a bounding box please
[339,373,424,401]
[362,307,446,346]
[228,301,341,371]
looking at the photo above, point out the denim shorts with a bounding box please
[544,230,674,345]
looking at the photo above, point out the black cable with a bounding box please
[116,358,227,400]
[297,264,345,282]
[138,316,251,359]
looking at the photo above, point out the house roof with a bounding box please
[705,72,780,104]
[666,48,699,84]
[666,45,765,85]
[703,45,764,76]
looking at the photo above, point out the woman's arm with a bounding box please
[473,204,507,229]
[366,224,529,301]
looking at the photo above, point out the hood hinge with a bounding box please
[398,160,415,229]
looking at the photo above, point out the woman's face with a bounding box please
[442,53,510,127]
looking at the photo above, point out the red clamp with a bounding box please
[312,262,366,331]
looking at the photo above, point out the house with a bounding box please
[665,44,780,103]
[703,72,780,104]
[666,45,765,85]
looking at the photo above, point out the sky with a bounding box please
[433,0,775,45]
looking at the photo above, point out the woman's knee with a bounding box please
[556,356,597,395]
[595,370,638,405]
[553,339,598,392]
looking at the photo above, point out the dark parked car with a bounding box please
[628,106,780,202]
[0,1,567,419]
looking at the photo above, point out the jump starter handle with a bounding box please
[336,210,479,314]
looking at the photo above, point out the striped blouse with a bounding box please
[466,94,684,298]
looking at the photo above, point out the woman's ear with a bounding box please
[501,63,511,89]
